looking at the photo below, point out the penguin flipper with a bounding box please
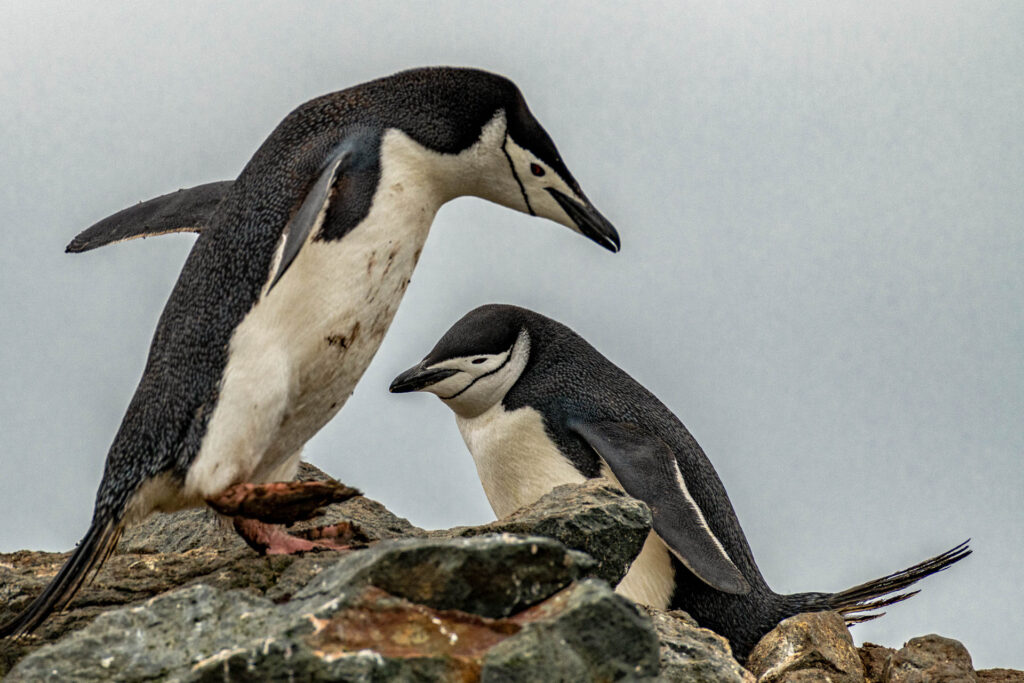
[65,181,233,253]
[268,134,369,290]
[569,419,751,595]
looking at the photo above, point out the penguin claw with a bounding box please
[206,480,362,525]
[293,520,365,544]
[231,518,361,555]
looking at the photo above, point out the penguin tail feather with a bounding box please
[0,518,124,639]
[823,540,971,625]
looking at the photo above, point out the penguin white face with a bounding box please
[390,328,530,419]
[453,103,618,253]
[496,133,620,253]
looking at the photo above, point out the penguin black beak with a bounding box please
[389,365,458,393]
[546,188,620,253]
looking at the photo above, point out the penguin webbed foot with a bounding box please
[207,480,364,555]
[206,480,362,525]
[231,517,363,555]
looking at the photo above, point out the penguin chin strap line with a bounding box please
[501,137,535,216]
[440,348,515,402]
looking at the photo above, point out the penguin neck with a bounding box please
[383,113,520,209]
[455,403,587,518]
[376,129,455,214]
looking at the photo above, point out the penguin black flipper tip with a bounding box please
[64,181,232,253]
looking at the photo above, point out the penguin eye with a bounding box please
[471,357,487,365]
[530,163,545,177]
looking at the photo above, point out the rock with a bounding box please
[190,587,509,681]
[193,581,659,682]
[884,635,977,683]
[747,611,866,683]
[296,533,596,618]
[0,471,628,675]
[118,505,243,554]
[7,539,647,682]
[481,580,661,681]
[6,584,277,682]
[978,669,1024,682]
[4,464,1021,681]
[437,479,652,585]
[0,546,352,677]
[860,642,897,682]
[643,606,755,682]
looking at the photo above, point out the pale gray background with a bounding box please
[1,1,1021,669]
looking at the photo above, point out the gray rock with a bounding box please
[0,546,306,661]
[860,642,897,682]
[884,634,977,683]
[11,464,1013,683]
[977,669,1024,682]
[7,535,602,681]
[188,585,516,683]
[6,584,277,682]
[481,579,661,682]
[0,471,635,675]
[438,479,652,585]
[189,581,661,683]
[118,507,245,554]
[297,533,596,618]
[643,607,755,682]
[747,611,865,683]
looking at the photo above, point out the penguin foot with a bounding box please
[231,517,359,555]
[206,480,362,525]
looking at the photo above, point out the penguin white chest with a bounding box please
[455,404,586,518]
[455,403,676,609]
[184,131,447,501]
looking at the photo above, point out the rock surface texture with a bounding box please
[0,464,1016,681]
[747,611,866,682]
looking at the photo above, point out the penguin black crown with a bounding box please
[1,67,620,637]
[390,304,970,660]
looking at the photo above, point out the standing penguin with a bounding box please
[389,304,970,660]
[1,67,620,637]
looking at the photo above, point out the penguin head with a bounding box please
[389,304,533,418]
[385,67,620,252]
[493,94,620,253]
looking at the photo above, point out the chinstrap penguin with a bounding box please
[389,304,970,660]
[1,67,620,638]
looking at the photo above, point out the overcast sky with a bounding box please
[1,1,1020,669]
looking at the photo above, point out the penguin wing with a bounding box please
[268,134,370,290]
[569,419,751,595]
[65,181,233,253]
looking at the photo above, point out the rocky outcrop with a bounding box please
[747,611,866,682]
[7,536,660,681]
[858,634,1017,683]
[433,478,651,586]
[0,464,1018,681]
[643,606,755,682]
